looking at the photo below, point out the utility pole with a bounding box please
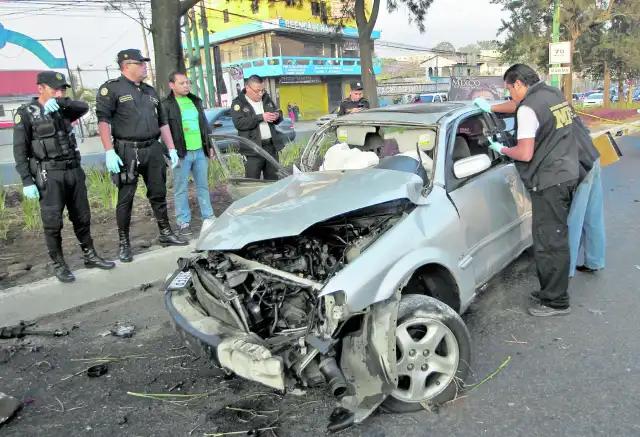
[550,0,561,89]
[183,16,200,98]
[76,66,85,90]
[189,9,207,103]
[138,8,155,86]
[200,1,216,108]
[106,66,111,80]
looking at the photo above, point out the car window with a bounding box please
[441,95,448,102]
[421,95,434,103]
[452,113,500,165]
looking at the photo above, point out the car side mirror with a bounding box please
[453,154,491,179]
[213,122,223,128]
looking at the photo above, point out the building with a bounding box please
[0,70,39,129]
[192,0,381,120]
[421,50,508,79]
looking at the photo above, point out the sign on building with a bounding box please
[448,76,506,101]
[549,41,571,64]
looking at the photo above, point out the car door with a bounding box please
[446,112,529,287]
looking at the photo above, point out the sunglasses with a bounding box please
[248,86,265,95]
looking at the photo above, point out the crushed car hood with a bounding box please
[198,169,427,250]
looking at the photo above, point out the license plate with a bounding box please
[168,271,192,290]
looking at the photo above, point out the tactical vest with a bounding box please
[514,82,579,191]
[25,104,77,161]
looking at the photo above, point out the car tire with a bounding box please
[382,294,471,413]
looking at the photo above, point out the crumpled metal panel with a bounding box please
[339,290,400,423]
[197,168,426,251]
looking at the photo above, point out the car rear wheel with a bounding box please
[382,294,471,413]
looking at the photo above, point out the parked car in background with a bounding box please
[418,92,448,103]
[316,106,340,126]
[164,102,533,430]
[204,108,296,152]
[583,93,604,107]
[572,92,586,102]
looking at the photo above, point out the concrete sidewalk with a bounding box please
[0,242,195,326]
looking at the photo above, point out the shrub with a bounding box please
[86,168,118,210]
[21,197,42,232]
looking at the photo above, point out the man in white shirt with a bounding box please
[230,75,284,180]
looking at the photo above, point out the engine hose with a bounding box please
[319,357,348,399]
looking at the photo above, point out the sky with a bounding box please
[0,0,508,86]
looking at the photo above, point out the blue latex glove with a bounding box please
[105,149,123,174]
[169,149,179,169]
[488,138,505,155]
[23,185,40,200]
[473,97,492,113]
[43,98,59,115]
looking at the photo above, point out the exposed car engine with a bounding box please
[184,200,412,389]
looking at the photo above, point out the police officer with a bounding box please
[475,64,579,317]
[96,49,187,263]
[230,74,284,180]
[337,82,370,116]
[13,71,115,283]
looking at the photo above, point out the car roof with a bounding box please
[339,102,467,125]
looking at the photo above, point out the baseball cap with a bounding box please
[37,71,71,89]
[117,49,151,65]
[350,81,364,91]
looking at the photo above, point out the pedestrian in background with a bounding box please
[162,71,216,238]
[288,103,295,122]
[13,71,114,282]
[568,115,605,276]
[230,75,284,180]
[96,49,187,263]
[475,64,579,317]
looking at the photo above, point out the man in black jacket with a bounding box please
[230,75,283,180]
[162,71,214,237]
[13,71,114,282]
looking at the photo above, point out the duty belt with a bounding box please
[115,138,157,148]
[41,159,80,171]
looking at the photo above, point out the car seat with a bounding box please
[452,135,471,162]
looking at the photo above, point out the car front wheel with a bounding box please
[382,294,472,413]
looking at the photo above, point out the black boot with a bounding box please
[157,220,188,246]
[81,243,116,270]
[119,229,133,263]
[50,252,75,283]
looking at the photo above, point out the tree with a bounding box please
[493,0,640,103]
[150,0,201,96]
[433,41,456,53]
[346,0,434,107]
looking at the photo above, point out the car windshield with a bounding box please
[421,95,435,103]
[588,93,603,99]
[300,122,438,185]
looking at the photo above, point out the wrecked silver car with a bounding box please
[164,103,532,431]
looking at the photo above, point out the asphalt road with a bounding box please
[1,134,639,436]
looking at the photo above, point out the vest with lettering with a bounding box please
[514,81,579,191]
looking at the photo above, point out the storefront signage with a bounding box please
[280,76,322,84]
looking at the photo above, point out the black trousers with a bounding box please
[530,180,577,308]
[39,166,92,255]
[244,140,280,180]
[115,140,168,232]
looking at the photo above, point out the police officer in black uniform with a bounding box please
[96,49,187,263]
[337,82,370,116]
[477,64,579,317]
[13,71,115,282]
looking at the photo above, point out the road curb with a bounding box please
[0,242,196,326]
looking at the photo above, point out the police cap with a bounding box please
[350,81,364,91]
[37,71,71,89]
[117,49,151,65]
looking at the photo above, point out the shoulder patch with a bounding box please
[14,113,21,124]
[233,104,240,111]
[100,87,108,96]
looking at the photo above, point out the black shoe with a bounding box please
[528,302,571,317]
[81,244,116,270]
[157,221,188,246]
[576,265,599,273]
[118,229,133,263]
[50,253,75,283]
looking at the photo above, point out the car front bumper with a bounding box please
[163,269,286,390]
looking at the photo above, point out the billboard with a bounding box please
[448,76,506,101]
